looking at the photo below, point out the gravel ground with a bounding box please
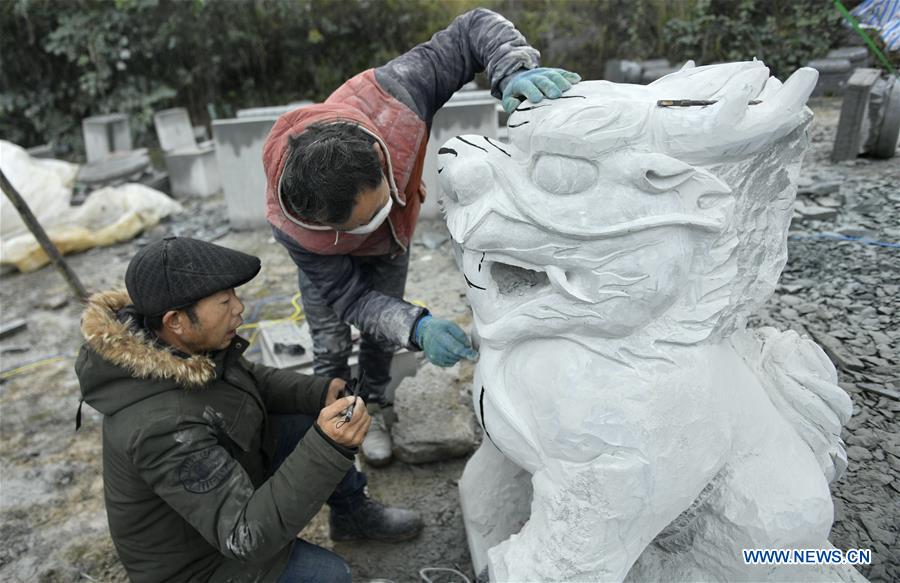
[0,97,896,582]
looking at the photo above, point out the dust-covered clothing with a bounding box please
[263,8,541,396]
[75,291,361,583]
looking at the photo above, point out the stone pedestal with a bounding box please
[827,46,871,70]
[832,68,882,162]
[867,77,900,158]
[832,71,900,161]
[211,116,279,229]
[82,114,132,163]
[808,58,853,96]
[163,148,220,198]
[421,90,498,219]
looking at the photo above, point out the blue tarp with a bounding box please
[853,0,900,51]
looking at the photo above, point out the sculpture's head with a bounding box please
[439,61,817,349]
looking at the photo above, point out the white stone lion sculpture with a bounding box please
[437,61,860,582]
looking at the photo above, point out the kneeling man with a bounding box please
[75,236,420,583]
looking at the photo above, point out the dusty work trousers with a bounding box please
[270,414,360,583]
[278,241,410,406]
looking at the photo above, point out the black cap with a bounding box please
[125,236,261,316]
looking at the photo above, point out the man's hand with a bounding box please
[415,315,478,367]
[324,378,347,407]
[502,67,582,113]
[317,396,371,448]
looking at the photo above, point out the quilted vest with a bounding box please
[263,69,429,256]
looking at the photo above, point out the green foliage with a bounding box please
[498,0,846,80]
[659,0,845,77]
[1,0,848,156]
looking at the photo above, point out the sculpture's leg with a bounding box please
[629,434,858,583]
[459,441,533,575]
[487,454,710,583]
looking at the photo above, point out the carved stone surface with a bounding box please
[437,61,863,582]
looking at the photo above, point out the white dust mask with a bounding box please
[345,195,393,235]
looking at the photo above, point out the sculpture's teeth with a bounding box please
[714,81,756,131]
[650,60,767,98]
[757,76,783,101]
[712,66,770,103]
[545,265,593,303]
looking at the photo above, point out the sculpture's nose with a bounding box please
[438,136,495,206]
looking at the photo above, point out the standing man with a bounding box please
[263,8,580,465]
[75,236,421,583]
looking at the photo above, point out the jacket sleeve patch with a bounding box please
[178,447,233,493]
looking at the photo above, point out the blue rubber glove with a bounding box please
[502,67,582,113]
[415,315,478,367]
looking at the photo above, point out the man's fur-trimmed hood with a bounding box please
[79,290,215,389]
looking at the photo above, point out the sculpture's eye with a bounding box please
[532,155,598,195]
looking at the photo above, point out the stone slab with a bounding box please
[831,68,882,162]
[810,330,866,371]
[77,150,151,185]
[82,113,132,163]
[827,46,871,69]
[236,101,313,118]
[212,116,278,229]
[0,318,27,340]
[154,108,197,151]
[163,145,220,197]
[870,77,900,158]
[808,58,852,97]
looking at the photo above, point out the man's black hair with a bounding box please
[144,303,200,332]
[280,122,384,225]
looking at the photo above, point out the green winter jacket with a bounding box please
[75,291,355,583]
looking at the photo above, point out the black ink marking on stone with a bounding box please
[508,120,530,128]
[515,104,552,112]
[438,147,458,157]
[438,168,443,174]
[465,274,487,290]
[558,95,587,100]
[483,137,511,157]
[479,386,492,443]
[478,252,485,272]
[179,448,232,494]
[457,137,488,153]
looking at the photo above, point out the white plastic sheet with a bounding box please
[1,140,183,272]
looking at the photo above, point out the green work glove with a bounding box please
[415,315,478,367]
[502,67,582,113]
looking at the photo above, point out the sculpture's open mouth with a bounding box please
[490,262,550,297]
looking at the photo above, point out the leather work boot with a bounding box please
[361,406,393,467]
[329,497,423,542]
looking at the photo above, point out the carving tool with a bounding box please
[339,370,367,424]
[657,99,762,107]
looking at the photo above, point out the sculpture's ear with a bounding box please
[630,153,732,207]
[632,153,698,193]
